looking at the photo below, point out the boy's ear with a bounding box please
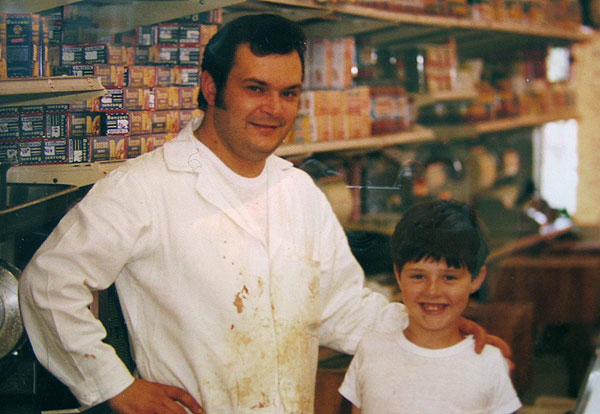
[393,263,401,285]
[470,265,487,293]
[200,70,217,106]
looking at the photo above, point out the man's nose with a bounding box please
[262,92,282,115]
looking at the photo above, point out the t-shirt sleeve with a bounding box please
[338,347,363,409]
[487,350,522,414]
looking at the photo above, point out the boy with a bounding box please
[339,199,522,414]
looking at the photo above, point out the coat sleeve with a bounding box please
[314,186,408,355]
[18,166,152,407]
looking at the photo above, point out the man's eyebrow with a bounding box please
[243,78,302,90]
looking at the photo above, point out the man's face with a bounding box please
[211,43,302,173]
[395,258,485,348]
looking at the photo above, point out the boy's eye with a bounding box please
[443,275,458,281]
[409,274,424,280]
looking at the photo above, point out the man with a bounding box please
[19,14,506,414]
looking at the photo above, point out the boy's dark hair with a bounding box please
[197,13,307,110]
[390,199,490,278]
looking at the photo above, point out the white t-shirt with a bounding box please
[339,329,522,414]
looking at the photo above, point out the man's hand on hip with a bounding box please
[108,378,204,414]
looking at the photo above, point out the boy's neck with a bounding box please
[403,325,465,349]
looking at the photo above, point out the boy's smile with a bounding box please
[396,258,486,349]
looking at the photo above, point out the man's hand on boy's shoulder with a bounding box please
[458,316,514,370]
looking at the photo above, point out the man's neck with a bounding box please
[193,118,265,178]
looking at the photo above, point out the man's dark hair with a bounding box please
[197,13,307,110]
[390,199,490,278]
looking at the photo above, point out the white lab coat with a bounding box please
[19,117,404,413]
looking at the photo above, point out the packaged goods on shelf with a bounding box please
[91,135,126,161]
[69,135,89,163]
[72,63,125,88]
[306,37,356,90]
[5,13,49,78]
[45,107,70,139]
[0,107,20,139]
[19,105,46,139]
[129,110,153,135]
[0,140,18,163]
[370,86,411,135]
[43,138,68,163]
[101,112,130,136]
[96,88,125,111]
[17,139,43,164]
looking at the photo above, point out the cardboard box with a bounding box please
[0,107,20,139]
[155,65,174,86]
[101,112,129,135]
[175,67,199,86]
[72,64,124,88]
[86,112,101,136]
[69,112,87,136]
[127,65,156,88]
[18,139,43,164]
[20,111,45,139]
[179,24,201,44]
[97,88,124,111]
[179,87,198,109]
[68,136,90,163]
[61,44,84,65]
[153,87,180,110]
[134,45,151,65]
[178,44,201,65]
[136,25,156,46]
[0,140,19,163]
[45,111,69,138]
[43,138,68,163]
[152,44,178,66]
[157,23,179,45]
[126,135,142,158]
[91,135,126,161]
[129,110,152,135]
[123,87,153,110]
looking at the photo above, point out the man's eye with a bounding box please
[282,90,299,98]
[248,86,263,93]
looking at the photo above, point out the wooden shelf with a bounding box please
[0,76,106,107]
[412,89,478,107]
[7,160,125,187]
[275,125,435,157]
[253,0,592,43]
[429,110,580,140]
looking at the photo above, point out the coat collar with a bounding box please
[162,116,294,175]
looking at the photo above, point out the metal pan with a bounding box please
[0,259,23,359]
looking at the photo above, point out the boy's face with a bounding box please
[395,258,486,348]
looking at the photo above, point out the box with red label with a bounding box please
[151,110,179,133]
[72,64,124,88]
[45,110,69,139]
[199,24,218,45]
[69,112,87,136]
[20,110,45,139]
[153,87,180,110]
[43,138,68,163]
[18,139,43,164]
[123,88,152,110]
[136,25,156,46]
[152,44,178,66]
[61,44,84,65]
[134,45,151,65]
[155,65,174,86]
[126,135,142,159]
[127,65,156,88]
[69,136,90,163]
[101,112,129,135]
[179,24,200,44]
[84,43,126,65]
[178,44,201,66]
[157,23,179,45]
[179,86,198,109]
[129,111,153,135]
[175,67,199,86]
[96,88,124,111]
[0,107,20,139]
[91,135,126,161]
[86,112,102,136]
[0,140,19,164]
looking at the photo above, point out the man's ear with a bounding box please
[470,265,487,293]
[200,70,217,106]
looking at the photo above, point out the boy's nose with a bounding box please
[424,279,442,295]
